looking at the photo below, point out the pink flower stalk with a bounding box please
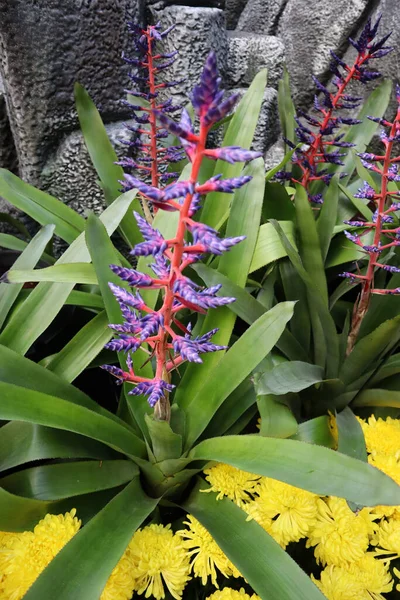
[277,16,392,204]
[102,51,261,420]
[344,85,400,353]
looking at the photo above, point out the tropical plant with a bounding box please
[0,18,400,600]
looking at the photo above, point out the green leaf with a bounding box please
[295,185,328,304]
[0,211,31,238]
[0,233,55,264]
[291,416,335,448]
[278,66,296,150]
[0,382,146,459]
[200,379,257,440]
[256,361,325,395]
[0,422,116,472]
[262,182,295,221]
[175,160,265,411]
[0,486,121,531]
[0,168,84,244]
[249,221,295,273]
[0,190,136,355]
[0,460,138,500]
[316,176,339,262]
[0,225,54,329]
[182,479,325,600]
[145,415,182,461]
[5,262,98,285]
[201,71,267,228]
[336,407,367,462]
[46,311,112,382]
[181,302,295,449]
[75,83,142,247]
[279,260,310,355]
[338,183,373,221]
[257,394,298,438]
[340,315,400,386]
[353,388,400,409]
[191,434,400,506]
[0,344,130,429]
[24,477,158,600]
[271,220,340,377]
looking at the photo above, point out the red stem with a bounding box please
[153,123,208,420]
[346,106,400,353]
[299,51,371,190]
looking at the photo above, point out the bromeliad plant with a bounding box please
[249,16,400,454]
[0,18,400,600]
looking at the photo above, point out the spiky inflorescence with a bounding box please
[342,85,400,353]
[276,16,392,204]
[102,50,261,418]
[120,23,185,219]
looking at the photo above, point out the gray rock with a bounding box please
[0,0,138,185]
[226,32,285,89]
[264,138,285,171]
[148,5,228,104]
[237,0,286,35]
[0,77,17,173]
[225,0,248,30]
[39,121,132,217]
[278,0,369,107]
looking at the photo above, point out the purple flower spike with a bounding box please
[188,222,245,255]
[197,175,252,195]
[139,313,163,341]
[204,146,262,164]
[122,175,164,202]
[108,283,145,310]
[191,51,221,117]
[104,336,142,353]
[173,279,235,310]
[109,265,156,287]
[129,379,175,408]
[100,364,129,382]
[354,182,376,199]
[130,212,167,256]
[173,328,227,363]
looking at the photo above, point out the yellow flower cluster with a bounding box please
[0,516,190,600]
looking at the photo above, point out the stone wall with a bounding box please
[0,0,398,221]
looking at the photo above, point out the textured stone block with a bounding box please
[0,76,17,173]
[236,0,285,35]
[39,121,131,217]
[0,0,138,184]
[148,5,228,104]
[226,32,285,89]
[225,0,248,30]
[278,0,369,107]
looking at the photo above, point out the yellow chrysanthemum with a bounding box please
[202,464,260,506]
[372,518,400,559]
[312,553,393,600]
[357,415,400,458]
[206,587,260,600]
[100,546,137,600]
[368,453,400,519]
[0,510,81,600]
[177,515,241,586]
[306,497,376,566]
[128,523,190,599]
[394,566,400,592]
[244,477,319,549]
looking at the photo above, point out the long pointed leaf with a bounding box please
[0,382,146,459]
[190,434,400,506]
[182,479,325,600]
[24,477,158,600]
[0,225,54,329]
[0,190,136,355]
[182,302,295,448]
